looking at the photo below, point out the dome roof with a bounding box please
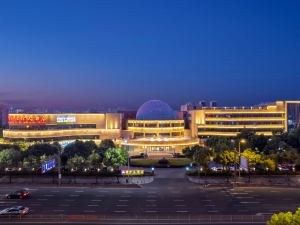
[136,100,176,120]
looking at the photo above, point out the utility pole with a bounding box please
[234,147,237,186]
[233,139,246,187]
[55,152,62,187]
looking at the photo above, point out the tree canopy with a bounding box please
[103,147,128,169]
[267,208,300,225]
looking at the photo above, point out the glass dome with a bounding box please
[136,100,176,120]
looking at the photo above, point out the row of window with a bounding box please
[128,123,184,128]
[205,121,284,125]
[205,113,284,118]
[5,135,100,142]
[8,124,97,130]
[134,132,184,138]
[198,128,283,132]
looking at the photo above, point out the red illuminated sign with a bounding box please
[8,115,47,125]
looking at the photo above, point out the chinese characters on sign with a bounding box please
[8,115,47,124]
[121,169,144,176]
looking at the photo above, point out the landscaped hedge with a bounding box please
[130,158,192,168]
[186,169,299,176]
[0,170,153,177]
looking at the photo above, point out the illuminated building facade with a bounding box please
[4,113,122,141]
[3,100,300,155]
[121,100,199,156]
[188,101,300,138]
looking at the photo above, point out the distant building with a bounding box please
[181,100,216,111]
[209,101,217,108]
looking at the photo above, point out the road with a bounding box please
[0,168,299,224]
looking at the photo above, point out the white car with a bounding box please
[0,206,29,216]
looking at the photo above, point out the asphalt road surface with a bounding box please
[0,168,299,224]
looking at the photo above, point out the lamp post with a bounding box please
[233,139,246,186]
[238,139,246,178]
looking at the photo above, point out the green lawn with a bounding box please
[130,158,192,167]
[168,158,191,166]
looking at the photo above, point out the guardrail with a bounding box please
[0,214,270,224]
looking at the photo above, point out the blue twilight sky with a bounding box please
[0,0,299,110]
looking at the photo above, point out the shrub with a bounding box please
[267,208,300,225]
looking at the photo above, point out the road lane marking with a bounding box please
[231,193,249,195]
[24,188,38,191]
[88,205,99,207]
[176,210,188,213]
[84,210,95,213]
[50,190,59,193]
[240,201,260,204]
[119,199,128,202]
[0,201,17,204]
[147,195,157,198]
[173,199,184,202]
[70,194,79,197]
[146,204,157,207]
[91,199,102,202]
[238,210,249,212]
[256,213,274,216]
[75,190,84,193]
[236,196,254,199]
[145,210,157,213]
[114,210,126,213]
[208,210,219,213]
[96,195,104,197]
[146,199,156,202]
[53,209,64,212]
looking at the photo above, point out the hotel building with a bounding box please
[187,101,300,138]
[2,100,300,155]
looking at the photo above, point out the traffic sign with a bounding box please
[42,159,56,174]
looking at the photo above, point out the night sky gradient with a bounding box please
[0,0,299,110]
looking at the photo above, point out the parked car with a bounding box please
[5,190,30,199]
[0,206,29,216]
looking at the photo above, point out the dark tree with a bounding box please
[25,143,59,158]
[99,139,115,150]
[62,140,93,159]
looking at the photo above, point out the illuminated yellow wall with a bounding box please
[190,101,287,137]
[127,120,185,138]
[4,113,122,141]
[8,113,107,128]
[105,113,122,129]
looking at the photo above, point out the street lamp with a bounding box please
[238,139,246,178]
[233,138,246,186]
